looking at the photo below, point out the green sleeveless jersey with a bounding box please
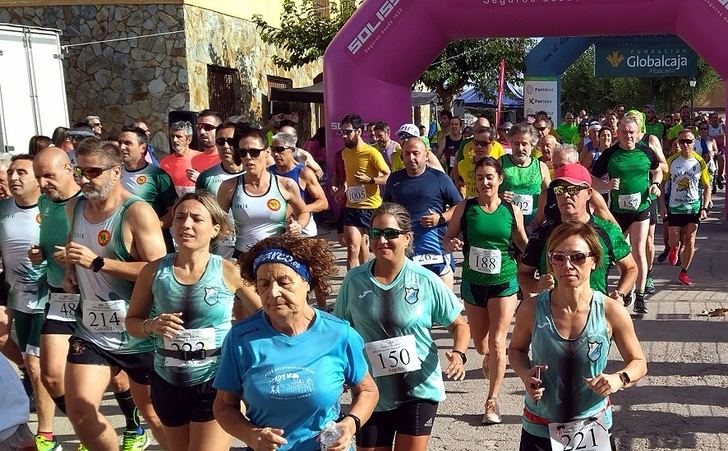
[121,164,177,218]
[461,199,517,286]
[151,253,234,386]
[499,155,542,223]
[38,192,81,288]
[523,290,613,438]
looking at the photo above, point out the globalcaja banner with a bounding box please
[594,40,698,78]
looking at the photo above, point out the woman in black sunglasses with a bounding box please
[509,221,647,451]
[216,126,311,257]
[334,202,470,451]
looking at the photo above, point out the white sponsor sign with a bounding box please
[524,78,559,122]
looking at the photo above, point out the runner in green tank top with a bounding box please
[445,156,528,424]
[509,221,647,451]
[499,124,551,226]
[127,192,250,451]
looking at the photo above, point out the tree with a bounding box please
[253,0,530,109]
[561,46,722,116]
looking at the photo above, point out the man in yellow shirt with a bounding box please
[336,113,391,269]
[455,127,505,198]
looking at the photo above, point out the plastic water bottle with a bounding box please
[319,421,341,450]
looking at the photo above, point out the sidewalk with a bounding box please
[32,193,728,450]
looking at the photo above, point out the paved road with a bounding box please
[30,193,728,450]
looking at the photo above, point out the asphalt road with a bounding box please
[28,193,728,450]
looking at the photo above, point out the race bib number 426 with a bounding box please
[82,300,126,333]
[364,335,421,377]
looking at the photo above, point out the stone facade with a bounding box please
[0,3,323,154]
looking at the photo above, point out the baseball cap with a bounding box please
[498,121,513,130]
[578,119,589,127]
[588,121,601,132]
[396,124,420,140]
[550,163,592,187]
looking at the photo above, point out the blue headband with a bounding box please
[253,248,312,283]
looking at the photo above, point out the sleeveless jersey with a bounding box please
[151,253,234,386]
[38,192,81,288]
[0,200,45,313]
[461,199,516,286]
[196,164,243,258]
[71,196,154,353]
[121,164,177,218]
[268,163,317,237]
[665,151,710,215]
[231,172,287,251]
[499,155,542,223]
[443,136,462,172]
[523,290,612,438]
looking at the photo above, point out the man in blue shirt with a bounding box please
[384,138,462,289]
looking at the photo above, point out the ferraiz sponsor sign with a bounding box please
[348,0,405,56]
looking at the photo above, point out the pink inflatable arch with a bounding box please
[323,0,728,218]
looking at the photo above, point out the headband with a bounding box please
[253,248,312,283]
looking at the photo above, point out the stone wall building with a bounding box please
[0,1,322,154]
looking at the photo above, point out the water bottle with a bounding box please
[319,421,341,450]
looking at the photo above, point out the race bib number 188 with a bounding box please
[468,247,501,274]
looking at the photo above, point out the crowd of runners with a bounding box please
[0,103,723,450]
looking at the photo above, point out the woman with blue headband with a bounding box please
[213,234,378,451]
[126,190,258,451]
[335,202,470,451]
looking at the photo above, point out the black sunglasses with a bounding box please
[196,123,216,131]
[535,126,548,131]
[473,139,491,147]
[73,165,114,179]
[270,146,292,153]
[677,139,694,145]
[235,148,266,158]
[215,137,236,147]
[553,185,589,196]
[368,227,408,240]
[548,251,594,265]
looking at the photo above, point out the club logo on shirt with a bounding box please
[97,230,111,246]
[266,367,314,400]
[136,175,147,185]
[35,213,41,224]
[267,199,282,211]
[587,340,603,363]
[204,287,219,306]
[404,287,419,305]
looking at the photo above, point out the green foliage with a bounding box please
[253,1,530,108]
[561,46,722,116]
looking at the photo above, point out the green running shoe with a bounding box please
[645,273,655,294]
[122,430,149,451]
[35,435,62,451]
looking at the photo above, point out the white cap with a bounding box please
[396,123,420,140]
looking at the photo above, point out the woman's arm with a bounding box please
[329,373,379,451]
[442,199,466,252]
[125,260,166,338]
[443,315,471,381]
[213,389,288,449]
[511,206,529,252]
[508,298,544,402]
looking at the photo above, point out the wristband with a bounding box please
[615,291,625,299]
[342,413,361,434]
[651,182,660,187]
[452,350,468,364]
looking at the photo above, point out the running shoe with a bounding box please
[482,398,502,424]
[668,246,680,266]
[656,248,669,264]
[645,274,656,295]
[633,296,647,314]
[122,431,149,451]
[35,435,62,451]
[623,292,633,307]
[678,271,693,286]
[717,175,725,191]
[76,445,88,451]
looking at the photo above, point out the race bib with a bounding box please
[412,253,445,265]
[82,300,126,333]
[469,247,501,274]
[617,192,641,211]
[512,193,534,215]
[449,156,456,168]
[364,335,421,377]
[162,328,217,367]
[346,185,366,203]
[548,411,611,451]
[46,293,79,322]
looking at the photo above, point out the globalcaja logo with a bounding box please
[607,51,625,68]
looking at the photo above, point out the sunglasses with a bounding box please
[235,147,265,158]
[215,137,236,147]
[196,123,216,131]
[73,165,113,179]
[548,251,594,266]
[270,146,291,153]
[553,185,589,196]
[677,139,694,145]
[339,129,356,136]
[473,139,491,147]
[368,227,407,240]
[90,123,102,127]
[535,126,548,131]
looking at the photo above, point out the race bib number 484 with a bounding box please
[364,335,421,377]
[47,293,79,322]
